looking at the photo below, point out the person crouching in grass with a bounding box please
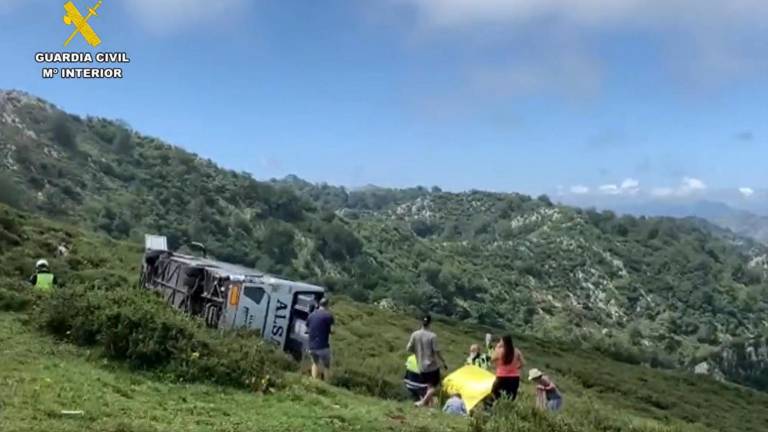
[528,368,563,412]
[442,392,467,416]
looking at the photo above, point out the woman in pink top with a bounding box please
[490,335,525,402]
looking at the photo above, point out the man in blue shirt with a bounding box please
[306,297,335,381]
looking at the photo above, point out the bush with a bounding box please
[41,286,295,391]
[315,222,363,261]
[0,287,34,311]
[0,175,25,209]
[49,112,77,149]
[331,367,404,400]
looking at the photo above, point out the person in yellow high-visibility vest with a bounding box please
[28,259,56,292]
[403,354,428,401]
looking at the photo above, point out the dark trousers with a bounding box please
[491,376,520,402]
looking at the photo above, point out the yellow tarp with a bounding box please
[442,365,495,411]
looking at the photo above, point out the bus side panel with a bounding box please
[235,285,271,335]
[264,285,291,350]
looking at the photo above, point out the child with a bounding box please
[528,368,563,411]
[442,393,468,416]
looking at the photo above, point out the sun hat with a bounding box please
[528,368,543,381]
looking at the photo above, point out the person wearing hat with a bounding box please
[528,368,562,412]
[406,314,448,407]
[28,259,56,292]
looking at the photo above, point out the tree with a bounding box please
[410,220,436,238]
[49,112,77,149]
[268,187,306,222]
[113,129,133,154]
[0,175,24,209]
[315,222,363,261]
[260,223,296,265]
[697,323,720,344]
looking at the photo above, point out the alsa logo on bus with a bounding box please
[269,299,289,345]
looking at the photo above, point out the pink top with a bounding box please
[495,348,522,377]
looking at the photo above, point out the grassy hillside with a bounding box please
[2,89,768,371]
[0,313,465,432]
[2,205,768,431]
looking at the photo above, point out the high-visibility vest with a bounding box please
[404,355,427,392]
[466,353,491,370]
[465,344,493,370]
[406,355,419,373]
[35,273,54,291]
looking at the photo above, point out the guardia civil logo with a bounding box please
[63,0,103,48]
[34,0,130,80]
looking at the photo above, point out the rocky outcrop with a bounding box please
[694,336,768,392]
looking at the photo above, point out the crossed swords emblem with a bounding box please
[63,0,103,47]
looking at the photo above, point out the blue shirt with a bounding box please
[442,396,467,416]
[306,308,334,350]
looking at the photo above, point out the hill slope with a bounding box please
[2,205,768,432]
[1,89,768,371]
[716,212,768,245]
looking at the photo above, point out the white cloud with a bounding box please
[620,178,640,195]
[650,177,707,198]
[394,0,768,88]
[650,187,675,198]
[397,0,648,27]
[739,187,755,198]
[598,184,619,195]
[397,0,768,28]
[123,0,247,33]
[570,185,590,194]
[595,178,640,196]
[680,177,707,193]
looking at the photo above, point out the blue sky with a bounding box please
[1,0,766,203]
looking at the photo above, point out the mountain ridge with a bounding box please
[2,90,768,390]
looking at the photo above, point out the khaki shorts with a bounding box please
[310,348,332,368]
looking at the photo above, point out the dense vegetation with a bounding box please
[1,89,767,380]
[2,204,768,432]
[695,334,768,392]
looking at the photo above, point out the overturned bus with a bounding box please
[139,235,325,359]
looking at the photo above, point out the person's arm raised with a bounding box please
[490,342,502,362]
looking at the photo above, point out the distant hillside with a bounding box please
[694,335,768,392]
[2,89,768,375]
[591,200,768,245]
[716,212,768,245]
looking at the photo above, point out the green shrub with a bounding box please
[0,287,34,311]
[41,286,295,392]
[331,367,404,400]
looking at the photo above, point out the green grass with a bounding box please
[2,204,768,431]
[328,299,768,432]
[3,300,768,432]
[0,313,465,432]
